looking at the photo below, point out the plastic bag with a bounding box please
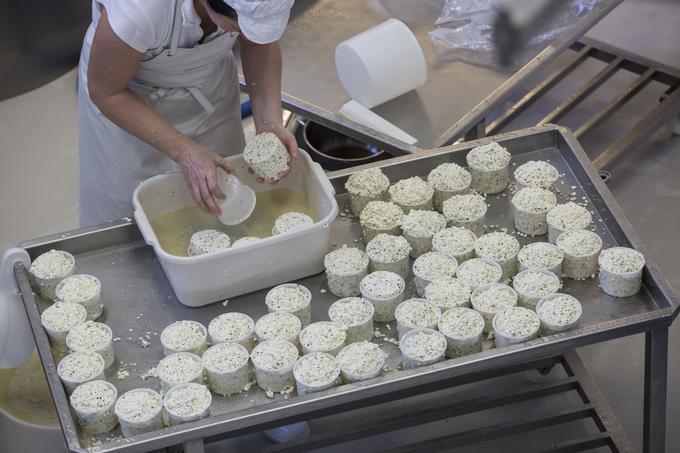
[429,0,597,70]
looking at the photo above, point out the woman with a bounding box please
[78,0,297,227]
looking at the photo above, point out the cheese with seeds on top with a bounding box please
[187,230,231,256]
[243,132,290,180]
[30,249,73,279]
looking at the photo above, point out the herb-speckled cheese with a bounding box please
[466,142,511,194]
[251,339,299,371]
[513,270,560,299]
[395,299,440,330]
[400,329,446,361]
[55,274,99,304]
[29,250,73,279]
[466,142,511,171]
[208,312,254,344]
[67,321,111,351]
[70,380,116,412]
[187,230,231,256]
[388,176,434,212]
[557,229,602,280]
[424,277,471,310]
[518,242,564,271]
[337,342,384,377]
[324,246,369,297]
[115,389,161,422]
[70,380,118,434]
[475,232,520,280]
[413,252,458,282]
[547,202,592,230]
[438,307,485,339]
[512,187,557,235]
[402,210,446,238]
[432,227,477,261]
[475,232,520,262]
[427,163,471,193]
[294,352,340,386]
[255,312,301,341]
[512,187,556,213]
[41,301,86,332]
[537,295,582,327]
[58,351,104,382]
[557,229,602,257]
[598,247,645,297]
[328,297,373,326]
[157,353,203,385]
[514,160,558,189]
[161,320,206,354]
[471,285,517,314]
[266,286,310,312]
[366,234,411,264]
[345,168,390,198]
[243,132,290,180]
[202,343,249,373]
[598,247,644,273]
[164,383,212,418]
[299,322,347,355]
[494,307,540,338]
[272,212,314,235]
[360,270,405,299]
[442,194,487,223]
[456,258,502,289]
[360,201,404,231]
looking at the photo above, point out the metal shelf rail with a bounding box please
[484,37,680,170]
[263,350,634,453]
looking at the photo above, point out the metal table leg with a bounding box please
[643,327,669,453]
[182,439,205,453]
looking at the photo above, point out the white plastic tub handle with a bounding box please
[310,161,336,196]
[0,247,35,369]
[133,209,157,248]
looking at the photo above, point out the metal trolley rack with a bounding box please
[14,126,678,453]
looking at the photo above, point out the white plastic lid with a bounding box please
[0,248,35,368]
[217,172,256,226]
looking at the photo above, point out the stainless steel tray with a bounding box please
[15,125,678,453]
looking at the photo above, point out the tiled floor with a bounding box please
[0,0,678,452]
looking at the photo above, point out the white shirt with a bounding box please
[91,0,209,54]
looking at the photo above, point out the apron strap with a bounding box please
[167,0,184,56]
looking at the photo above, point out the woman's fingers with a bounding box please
[199,178,221,215]
[215,158,235,175]
[190,180,210,214]
[207,171,225,200]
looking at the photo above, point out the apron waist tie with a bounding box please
[149,86,216,114]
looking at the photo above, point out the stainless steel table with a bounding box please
[14,126,677,453]
[248,0,622,153]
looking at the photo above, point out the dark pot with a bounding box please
[299,121,387,171]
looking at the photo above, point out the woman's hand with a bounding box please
[252,122,299,184]
[176,142,235,215]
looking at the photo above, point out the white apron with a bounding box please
[78,0,245,227]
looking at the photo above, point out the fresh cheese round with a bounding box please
[243,132,290,180]
[187,230,231,256]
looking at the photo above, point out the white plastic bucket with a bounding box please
[335,19,427,109]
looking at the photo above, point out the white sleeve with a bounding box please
[96,0,172,53]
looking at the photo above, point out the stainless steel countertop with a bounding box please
[250,0,622,151]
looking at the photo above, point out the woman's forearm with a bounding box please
[240,39,284,132]
[91,87,193,161]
